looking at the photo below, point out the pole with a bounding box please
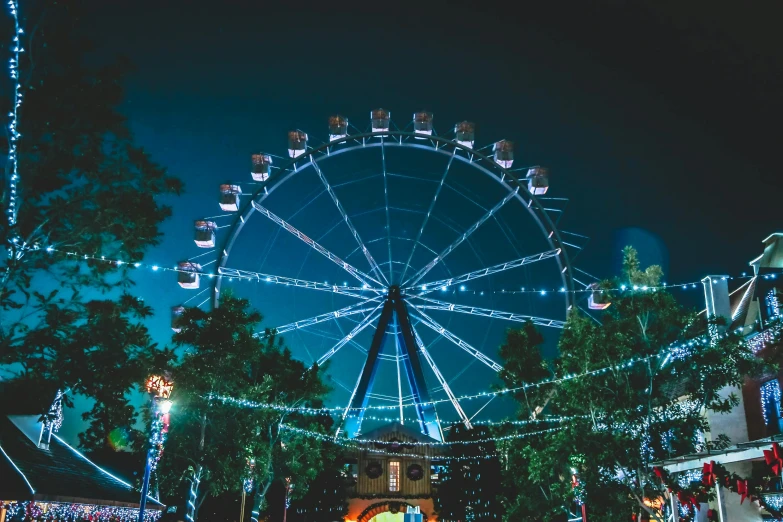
[138,396,157,522]
[581,504,587,522]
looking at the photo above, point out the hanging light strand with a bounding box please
[5,0,24,236]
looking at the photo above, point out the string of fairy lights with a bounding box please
[5,0,23,234]
[25,243,779,298]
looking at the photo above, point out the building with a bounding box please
[343,424,440,522]
[657,233,783,521]
[0,413,164,522]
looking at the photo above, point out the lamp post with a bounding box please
[139,375,174,522]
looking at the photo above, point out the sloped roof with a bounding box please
[0,415,163,508]
[730,276,758,329]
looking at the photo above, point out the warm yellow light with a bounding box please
[146,375,174,398]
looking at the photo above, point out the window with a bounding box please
[389,460,400,492]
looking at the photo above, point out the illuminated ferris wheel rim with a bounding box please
[211,130,576,311]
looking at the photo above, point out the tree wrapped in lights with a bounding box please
[0,0,180,450]
[499,247,770,521]
[435,424,503,522]
[158,295,338,521]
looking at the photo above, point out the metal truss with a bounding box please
[412,248,562,294]
[408,304,503,372]
[403,187,520,288]
[318,306,383,366]
[380,139,394,283]
[252,201,383,288]
[267,298,382,337]
[310,156,389,286]
[412,295,566,329]
[218,266,382,299]
[411,327,472,429]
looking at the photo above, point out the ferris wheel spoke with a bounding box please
[411,325,472,429]
[380,138,394,283]
[408,303,503,372]
[310,155,389,286]
[410,248,562,294]
[412,295,566,329]
[266,298,382,337]
[400,149,456,285]
[218,267,382,298]
[403,187,520,288]
[251,201,384,288]
[317,305,384,366]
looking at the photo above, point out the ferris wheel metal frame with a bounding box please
[184,114,580,441]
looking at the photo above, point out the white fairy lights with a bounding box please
[5,0,24,234]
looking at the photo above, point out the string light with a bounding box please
[0,501,162,522]
[210,339,713,415]
[760,379,781,425]
[5,0,23,235]
[281,424,563,447]
[357,414,583,426]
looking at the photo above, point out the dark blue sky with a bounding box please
[56,0,783,440]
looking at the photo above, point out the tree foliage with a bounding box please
[499,247,768,521]
[160,295,340,520]
[0,1,180,450]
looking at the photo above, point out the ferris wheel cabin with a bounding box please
[170,305,185,332]
[413,111,433,136]
[218,184,242,212]
[193,220,217,248]
[251,153,272,182]
[177,261,202,289]
[287,130,308,158]
[328,115,348,141]
[371,108,390,132]
[455,121,475,149]
[493,139,514,168]
[588,283,611,310]
[526,166,550,195]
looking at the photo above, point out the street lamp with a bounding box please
[138,375,174,522]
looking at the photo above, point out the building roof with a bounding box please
[356,422,441,444]
[0,415,163,508]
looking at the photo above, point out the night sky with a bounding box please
[57,0,783,442]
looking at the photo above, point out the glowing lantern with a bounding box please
[146,375,174,399]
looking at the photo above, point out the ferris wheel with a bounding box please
[173,110,591,441]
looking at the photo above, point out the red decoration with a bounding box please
[764,442,783,476]
[737,479,749,504]
[706,509,718,521]
[702,461,716,486]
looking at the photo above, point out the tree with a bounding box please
[0,1,180,449]
[285,463,349,522]
[160,295,338,521]
[435,424,503,522]
[499,247,768,521]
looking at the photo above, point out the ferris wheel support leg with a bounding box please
[395,300,443,441]
[341,300,395,439]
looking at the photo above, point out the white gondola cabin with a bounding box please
[413,111,433,136]
[251,154,272,182]
[177,261,202,289]
[193,220,217,248]
[171,305,185,333]
[493,140,514,168]
[287,130,308,158]
[219,184,242,212]
[588,283,611,310]
[526,166,549,195]
[455,121,475,149]
[371,109,390,133]
[329,115,348,142]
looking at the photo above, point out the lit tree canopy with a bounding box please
[498,246,769,521]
